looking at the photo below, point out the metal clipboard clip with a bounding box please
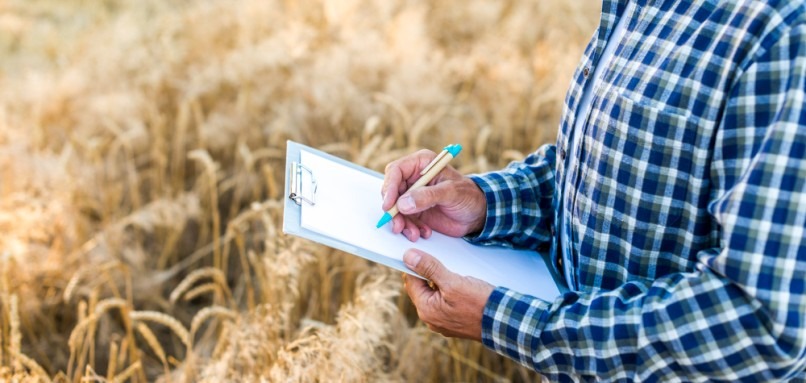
[289,162,317,206]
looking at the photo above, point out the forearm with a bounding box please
[482,264,806,381]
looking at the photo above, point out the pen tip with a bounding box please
[376,212,393,228]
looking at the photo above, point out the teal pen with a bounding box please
[376,144,462,228]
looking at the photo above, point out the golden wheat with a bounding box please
[0,0,597,381]
[105,341,118,382]
[134,323,167,366]
[168,267,229,305]
[8,350,50,382]
[189,306,237,343]
[128,311,190,348]
[112,360,142,383]
[9,294,21,371]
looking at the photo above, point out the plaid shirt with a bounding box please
[467,0,806,381]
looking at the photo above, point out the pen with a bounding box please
[376,144,463,228]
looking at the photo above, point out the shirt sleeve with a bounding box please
[481,23,806,382]
[464,144,556,250]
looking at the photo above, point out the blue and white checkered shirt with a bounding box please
[467,0,806,381]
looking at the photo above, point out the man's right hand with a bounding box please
[381,149,488,242]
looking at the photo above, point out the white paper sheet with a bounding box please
[299,150,560,300]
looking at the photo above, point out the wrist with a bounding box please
[466,177,488,235]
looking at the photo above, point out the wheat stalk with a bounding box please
[112,360,142,383]
[169,267,230,304]
[211,323,231,360]
[66,300,88,379]
[92,298,128,317]
[134,322,169,379]
[0,293,4,368]
[129,311,190,347]
[63,262,123,302]
[9,294,21,371]
[117,336,130,373]
[188,149,222,271]
[106,341,118,382]
[189,306,237,343]
[68,298,129,381]
[68,316,93,356]
[233,232,255,311]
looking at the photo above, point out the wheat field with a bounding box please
[0,0,598,381]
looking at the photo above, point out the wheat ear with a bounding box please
[183,283,222,302]
[169,267,229,304]
[129,311,190,347]
[9,350,50,381]
[189,306,237,342]
[134,321,172,381]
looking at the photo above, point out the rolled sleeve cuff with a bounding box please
[482,287,552,366]
[466,173,520,244]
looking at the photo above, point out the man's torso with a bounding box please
[556,0,804,290]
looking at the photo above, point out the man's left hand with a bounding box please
[402,248,495,341]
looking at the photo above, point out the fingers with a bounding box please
[402,219,421,242]
[382,166,403,211]
[391,214,406,234]
[403,270,457,339]
[403,273,437,313]
[397,181,456,215]
[394,215,432,241]
[420,223,432,239]
[381,150,437,211]
[403,249,452,287]
[401,250,493,342]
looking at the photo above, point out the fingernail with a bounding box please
[398,195,415,212]
[402,228,412,239]
[404,250,421,268]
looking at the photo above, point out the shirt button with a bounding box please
[583,67,590,78]
[560,146,567,160]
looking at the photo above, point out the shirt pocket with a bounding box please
[580,91,697,239]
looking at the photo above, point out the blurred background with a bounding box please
[0,0,599,381]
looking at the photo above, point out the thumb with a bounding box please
[403,249,451,285]
[397,182,454,214]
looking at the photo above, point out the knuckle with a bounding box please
[422,187,438,203]
[420,261,438,279]
[416,149,434,157]
[416,149,437,163]
[384,161,396,173]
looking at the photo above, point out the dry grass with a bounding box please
[0,0,597,381]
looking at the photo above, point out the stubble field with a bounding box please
[0,0,597,381]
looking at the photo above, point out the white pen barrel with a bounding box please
[409,154,454,190]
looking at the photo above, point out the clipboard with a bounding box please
[283,140,418,274]
[282,140,567,301]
